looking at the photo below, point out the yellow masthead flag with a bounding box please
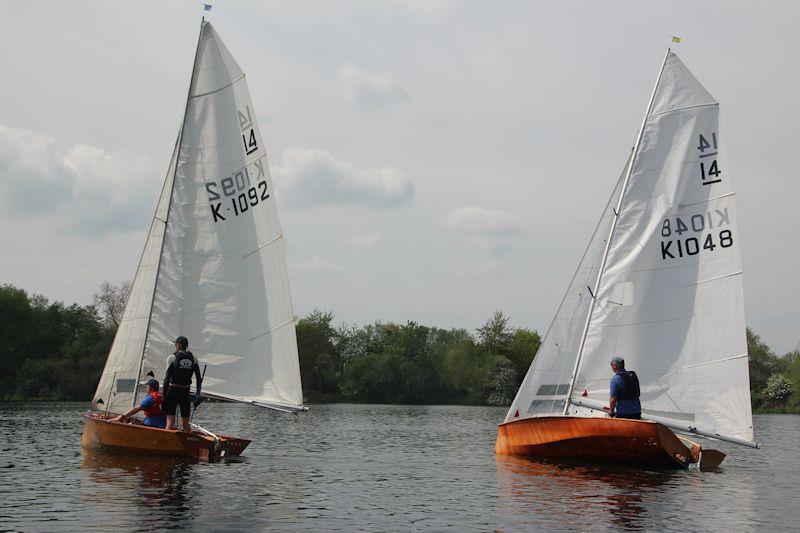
[672,36,682,43]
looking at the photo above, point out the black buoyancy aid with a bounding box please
[618,370,640,401]
[171,350,196,386]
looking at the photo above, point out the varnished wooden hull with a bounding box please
[82,412,251,461]
[495,416,695,469]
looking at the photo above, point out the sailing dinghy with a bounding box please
[495,49,759,470]
[82,20,305,461]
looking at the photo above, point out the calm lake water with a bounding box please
[1,403,798,531]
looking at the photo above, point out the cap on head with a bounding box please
[147,378,160,391]
[610,356,625,368]
[174,336,189,350]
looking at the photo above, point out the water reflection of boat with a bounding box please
[81,449,195,526]
[495,454,676,530]
[82,17,305,461]
[496,47,760,470]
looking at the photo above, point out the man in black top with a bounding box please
[163,336,203,432]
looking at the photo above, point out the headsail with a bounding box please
[91,21,304,414]
[503,159,628,422]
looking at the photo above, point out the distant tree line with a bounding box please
[1,282,798,413]
[297,309,540,405]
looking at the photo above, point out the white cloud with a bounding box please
[0,124,157,237]
[272,147,414,208]
[342,233,382,249]
[458,261,508,280]
[338,63,411,110]
[443,206,522,237]
[442,206,523,253]
[291,256,343,275]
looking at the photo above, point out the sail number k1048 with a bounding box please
[660,208,733,260]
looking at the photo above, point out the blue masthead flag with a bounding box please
[203,4,213,11]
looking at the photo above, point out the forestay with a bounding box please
[92,21,304,414]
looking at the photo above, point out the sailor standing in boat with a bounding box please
[608,356,641,419]
[163,336,203,432]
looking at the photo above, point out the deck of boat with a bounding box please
[495,416,697,469]
[82,412,251,461]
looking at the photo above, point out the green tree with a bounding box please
[477,310,513,356]
[295,309,339,396]
[747,328,781,406]
[483,356,517,406]
[762,373,793,406]
[506,328,541,382]
[0,284,115,401]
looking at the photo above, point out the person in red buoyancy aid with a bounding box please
[111,378,167,428]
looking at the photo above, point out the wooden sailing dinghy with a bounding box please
[496,48,760,470]
[82,19,305,461]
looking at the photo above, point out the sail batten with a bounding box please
[190,73,247,99]
[650,102,719,118]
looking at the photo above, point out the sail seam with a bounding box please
[249,318,295,341]
[683,353,748,369]
[190,74,246,99]
[681,270,742,287]
[649,102,719,118]
[243,234,283,259]
[677,191,735,209]
[604,315,691,328]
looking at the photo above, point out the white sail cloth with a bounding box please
[92,22,304,414]
[505,52,753,443]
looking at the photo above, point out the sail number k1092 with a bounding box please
[202,105,269,223]
[660,207,733,260]
[204,158,269,223]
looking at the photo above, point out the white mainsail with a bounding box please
[92,21,304,415]
[505,51,754,444]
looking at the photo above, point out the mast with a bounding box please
[132,19,206,408]
[562,48,672,414]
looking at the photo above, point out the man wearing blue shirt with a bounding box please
[609,356,641,420]
[110,378,167,428]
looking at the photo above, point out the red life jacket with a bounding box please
[143,391,165,418]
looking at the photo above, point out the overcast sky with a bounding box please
[1,0,797,354]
